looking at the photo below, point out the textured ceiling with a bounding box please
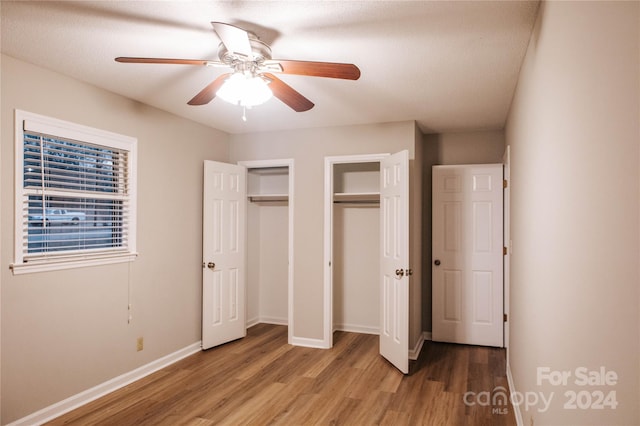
[1,1,539,134]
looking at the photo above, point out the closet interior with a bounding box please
[246,166,290,327]
[332,161,381,334]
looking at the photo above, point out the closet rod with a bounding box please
[248,196,289,203]
[333,200,380,205]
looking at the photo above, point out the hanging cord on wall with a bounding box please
[127,260,133,324]
[38,135,47,226]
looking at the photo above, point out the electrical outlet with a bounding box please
[137,337,144,352]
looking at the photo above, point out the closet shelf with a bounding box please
[248,193,289,202]
[333,192,380,203]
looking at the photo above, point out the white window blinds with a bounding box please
[13,110,137,273]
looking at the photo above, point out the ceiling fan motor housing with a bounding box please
[217,33,272,66]
[114,21,359,112]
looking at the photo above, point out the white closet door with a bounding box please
[202,160,246,350]
[379,150,409,374]
[432,164,503,347]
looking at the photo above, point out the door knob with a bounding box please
[395,269,405,278]
[406,269,413,276]
[434,259,441,266]
[207,262,216,269]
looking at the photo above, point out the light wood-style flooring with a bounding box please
[48,324,516,425]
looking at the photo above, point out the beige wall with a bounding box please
[1,56,426,420]
[410,123,423,345]
[424,130,505,165]
[1,46,511,423]
[248,202,289,324]
[505,2,639,425]
[1,55,229,423]
[333,205,380,332]
[228,122,422,343]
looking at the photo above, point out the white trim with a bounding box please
[8,342,201,426]
[13,109,138,274]
[10,252,137,275]
[408,331,432,360]
[503,146,511,353]
[238,158,295,345]
[323,153,390,349]
[22,111,137,151]
[258,316,288,326]
[290,336,329,349]
[333,323,379,335]
[323,157,333,348]
[246,319,289,330]
[246,316,260,328]
[506,361,523,426]
[409,336,424,361]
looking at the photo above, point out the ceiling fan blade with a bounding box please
[263,73,314,112]
[115,57,217,66]
[272,60,361,80]
[187,73,231,105]
[211,22,252,58]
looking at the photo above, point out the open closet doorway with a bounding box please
[332,161,381,336]
[323,152,410,373]
[239,159,295,345]
[202,159,294,350]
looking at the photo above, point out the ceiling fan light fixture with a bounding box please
[216,73,273,107]
[115,22,360,113]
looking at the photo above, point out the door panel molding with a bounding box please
[203,160,247,350]
[379,150,410,373]
[432,164,504,348]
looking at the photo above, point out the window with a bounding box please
[12,110,137,274]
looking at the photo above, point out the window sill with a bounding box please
[10,252,138,275]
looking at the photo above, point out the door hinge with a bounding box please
[503,246,507,256]
[503,313,508,322]
[503,179,508,189]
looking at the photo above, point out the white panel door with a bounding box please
[379,150,409,373]
[202,161,246,350]
[432,164,503,347]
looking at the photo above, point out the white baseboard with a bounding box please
[291,336,329,349]
[9,342,202,426]
[246,316,260,328]
[409,336,424,360]
[246,317,287,328]
[10,329,438,425]
[506,361,523,426]
[259,316,288,326]
[333,323,379,335]
[408,331,432,360]
[409,340,423,360]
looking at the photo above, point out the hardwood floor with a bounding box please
[48,324,517,425]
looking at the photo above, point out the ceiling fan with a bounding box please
[115,22,361,113]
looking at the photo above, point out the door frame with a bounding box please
[238,158,295,345]
[503,147,511,355]
[323,153,389,348]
